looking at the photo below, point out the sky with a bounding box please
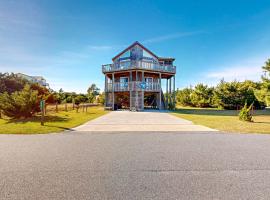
[0,0,270,93]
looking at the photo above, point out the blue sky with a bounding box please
[0,0,270,93]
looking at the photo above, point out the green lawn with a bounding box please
[172,107,270,134]
[0,106,109,134]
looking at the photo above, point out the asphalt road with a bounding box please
[1,131,270,199]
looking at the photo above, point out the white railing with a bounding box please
[102,60,176,73]
[106,81,161,92]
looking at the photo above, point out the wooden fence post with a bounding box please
[65,103,67,112]
[56,102,58,113]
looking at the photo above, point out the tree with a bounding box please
[87,84,100,103]
[255,59,270,106]
[74,95,88,105]
[176,87,193,106]
[239,102,253,122]
[30,83,56,104]
[190,84,214,107]
[0,84,38,118]
[213,80,261,109]
[0,73,28,94]
[97,92,105,105]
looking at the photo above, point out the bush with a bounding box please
[74,95,88,105]
[0,73,28,94]
[190,84,214,107]
[0,84,39,118]
[98,92,105,105]
[176,87,193,106]
[213,80,262,109]
[239,102,253,122]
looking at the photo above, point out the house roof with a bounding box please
[158,57,175,62]
[112,41,159,61]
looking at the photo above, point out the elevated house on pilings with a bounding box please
[102,41,176,111]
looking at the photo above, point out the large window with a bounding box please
[145,77,153,90]
[119,50,131,60]
[120,77,129,90]
[143,50,155,60]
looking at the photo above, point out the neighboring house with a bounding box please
[102,41,176,111]
[16,73,49,88]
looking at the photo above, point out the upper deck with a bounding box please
[102,60,176,74]
[102,41,176,75]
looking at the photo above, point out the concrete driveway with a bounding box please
[73,110,216,132]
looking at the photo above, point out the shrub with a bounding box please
[213,80,262,109]
[0,73,28,94]
[239,102,253,122]
[98,92,105,105]
[190,84,214,107]
[0,84,38,118]
[74,95,88,105]
[176,87,193,106]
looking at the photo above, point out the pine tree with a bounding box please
[255,59,270,106]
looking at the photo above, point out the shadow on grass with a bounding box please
[43,124,74,131]
[173,108,238,116]
[173,108,270,116]
[6,115,69,124]
[253,121,270,124]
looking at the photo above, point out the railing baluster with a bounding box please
[103,61,175,73]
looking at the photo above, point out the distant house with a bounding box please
[16,73,49,88]
[102,41,176,111]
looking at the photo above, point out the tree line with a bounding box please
[0,73,104,118]
[176,59,270,109]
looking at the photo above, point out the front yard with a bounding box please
[0,106,108,134]
[172,107,270,134]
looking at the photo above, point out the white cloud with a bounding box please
[206,66,262,81]
[87,45,113,50]
[205,56,269,83]
[143,30,207,44]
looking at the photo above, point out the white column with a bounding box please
[136,71,138,110]
[173,75,175,110]
[129,71,132,110]
[166,78,168,109]
[169,77,171,109]
[142,71,144,110]
[104,75,107,107]
[112,73,115,110]
[159,73,162,110]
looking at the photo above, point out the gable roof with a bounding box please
[112,41,159,61]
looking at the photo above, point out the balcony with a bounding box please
[106,81,161,92]
[102,60,176,74]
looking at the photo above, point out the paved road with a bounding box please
[74,111,217,132]
[1,131,270,199]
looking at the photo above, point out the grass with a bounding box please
[0,106,109,134]
[172,107,270,134]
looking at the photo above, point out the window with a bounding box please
[119,60,130,69]
[120,77,129,90]
[145,77,153,90]
[145,77,153,83]
[119,50,131,59]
